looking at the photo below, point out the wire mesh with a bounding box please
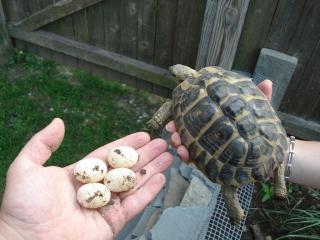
[204,184,254,240]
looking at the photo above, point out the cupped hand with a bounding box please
[0,119,172,240]
[165,79,273,162]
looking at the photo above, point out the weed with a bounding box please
[254,208,320,239]
[260,182,294,203]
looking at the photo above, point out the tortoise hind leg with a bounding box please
[146,100,173,132]
[273,164,287,199]
[221,185,244,225]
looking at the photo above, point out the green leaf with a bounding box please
[262,194,271,202]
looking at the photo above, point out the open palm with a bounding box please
[0,119,172,240]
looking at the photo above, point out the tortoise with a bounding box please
[147,64,288,225]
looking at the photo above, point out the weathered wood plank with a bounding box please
[152,85,170,98]
[72,9,89,44]
[173,0,206,67]
[103,0,121,52]
[136,0,157,94]
[36,0,55,60]
[120,0,139,87]
[0,0,12,65]
[233,0,279,72]
[137,0,156,64]
[87,2,105,49]
[300,39,320,120]
[72,9,90,70]
[14,0,104,32]
[102,0,122,82]
[8,25,176,89]
[196,0,218,69]
[59,15,78,68]
[199,0,249,70]
[265,0,306,52]
[154,0,178,68]
[25,0,42,55]
[28,0,41,15]
[278,0,320,118]
[278,111,320,141]
[121,0,138,58]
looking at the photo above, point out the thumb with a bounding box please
[257,79,273,102]
[13,118,65,169]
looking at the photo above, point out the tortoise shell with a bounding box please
[172,66,288,187]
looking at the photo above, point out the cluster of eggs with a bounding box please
[74,146,139,208]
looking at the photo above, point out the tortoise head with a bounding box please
[169,64,198,84]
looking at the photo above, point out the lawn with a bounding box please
[0,50,164,198]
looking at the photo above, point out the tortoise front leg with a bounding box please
[221,185,244,225]
[147,100,173,131]
[273,164,287,199]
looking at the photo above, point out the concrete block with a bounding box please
[179,162,194,180]
[253,48,298,110]
[163,168,189,209]
[180,176,212,207]
[130,206,159,238]
[150,207,208,240]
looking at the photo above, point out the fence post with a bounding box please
[0,0,13,65]
[196,0,250,70]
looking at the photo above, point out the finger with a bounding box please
[98,174,166,236]
[85,132,150,160]
[171,132,181,147]
[177,145,190,162]
[122,173,166,222]
[64,132,150,173]
[98,195,125,236]
[257,79,273,102]
[131,138,168,171]
[165,121,176,133]
[13,118,65,169]
[120,152,172,199]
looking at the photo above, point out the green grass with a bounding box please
[0,50,164,199]
[254,208,320,239]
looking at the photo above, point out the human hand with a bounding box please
[165,80,273,162]
[0,118,172,240]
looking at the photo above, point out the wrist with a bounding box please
[0,213,25,240]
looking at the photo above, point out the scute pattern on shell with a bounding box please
[172,67,288,187]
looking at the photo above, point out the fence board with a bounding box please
[73,9,93,73]
[0,0,12,64]
[278,0,320,118]
[278,111,320,141]
[37,0,55,60]
[121,0,138,58]
[173,0,206,67]
[265,0,306,52]
[198,0,249,70]
[26,0,41,55]
[103,0,121,52]
[120,0,139,87]
[8,26,176,89]
[14,0,103,31]
[136,0,157,93]
[101,0,122,83]
[87,1,105,49]
[154,0,178,68]
[300,39,320,120]
[137,0,156,64]
[233,0,279,72]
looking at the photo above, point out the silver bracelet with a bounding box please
[285,136,296,180]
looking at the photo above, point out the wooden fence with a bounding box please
[0,0,320,140]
